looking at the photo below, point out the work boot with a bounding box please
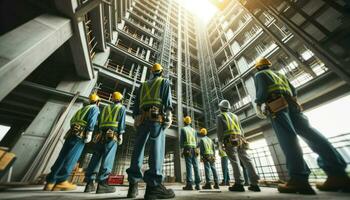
[229,184,245,192]
[214,182,220,189]
[248,184,261,192]
[226,182,230,186]
[84,180,96,193]
[219,181,226,186]
[316,176,350,192]
[195,184,201,190]
[182,183,193,190]
[43,182,55,191]
[144,184,175,200]
[96,179,116,194]
[278,179,316,195]
[52,181,77,191]
[127,182,139,198]
[202,182,212,189]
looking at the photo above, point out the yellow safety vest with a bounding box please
[99,104,122,129]
[219,149,227,157]
[183,126,196,148]
[221,112,242,135]
[202,137,214,155]
[263,70,292,96]
[70,105,94,127]
[139,77,164,109]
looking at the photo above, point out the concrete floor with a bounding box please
[1,183,349,200]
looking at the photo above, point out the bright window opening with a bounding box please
[0,125,11,142]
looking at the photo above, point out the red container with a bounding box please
[107,174,124,185]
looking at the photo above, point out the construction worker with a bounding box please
[216,100,260,192]
[44,93,100,191]
[84,91,126,194]
[126,63,174,199]
[198,128,219,190]
[253,58,350,194]
[219,144,230,186]
[180,116,201,190]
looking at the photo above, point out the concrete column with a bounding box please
[90,4,106,51]
[145,50,151,61]
[10,73,98,181]
[141,66,148,82]
[55,0,95,80]
[174,10,185,183]
[0,14,72,102]
[263,128,289,181]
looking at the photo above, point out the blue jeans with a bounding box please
[204,158,218,183]
[127,121,165,186]
[270,102,347,181]
[184,148,201,185]
[46,136,85,183]
[221,156,230,183]
[85,139,118,182]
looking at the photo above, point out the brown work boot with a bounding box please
[316,176,350,192]
[43,182,55,191]
[52,181,77,191]
[278,179,316,195]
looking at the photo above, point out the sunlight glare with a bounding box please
[176,0,218,23]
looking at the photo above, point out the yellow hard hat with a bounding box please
[255,58,272,68]
[183,116,192,124]
[112,91,123,101]
[200,128,207,136]
[151,63,163,73]
[89,93,100,103]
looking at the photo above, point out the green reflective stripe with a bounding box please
[202,137,213,155]
[70,105,93,126]
[222,112,241,135]
[99,104,122,128]
[219,149,227,157]
[263,70,292,95]
[184,127,196,147]
[139,77,163,108]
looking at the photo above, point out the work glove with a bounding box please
[84,131,93,143]
[163,110,173,129]
[117,134,123,145]
[255,104,267,119]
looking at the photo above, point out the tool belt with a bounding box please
[141,106,164,123]
[266,95,302,114]
[223,134,242,147]
[182,147,199,157]
[203,154,216,164]
[93,129,119,144]
[64,124,85,139]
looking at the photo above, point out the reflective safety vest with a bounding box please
[219,149,227,157]
[183,126,197,147]
[70,105,94,127]
[99,104,123,129]
[262,70,292,96]
[202,137,214,155]
[221,112,242,135]
[139,77,164,109]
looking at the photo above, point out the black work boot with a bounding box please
[127,182,139,198]
[316,176,350,192]
[226,181,230,186]
[144,184,175,200]
[84,180,96,193]
[248,184,261,192]
[278,179,316,195]
[195,184,201,190]
[214,182,220,189]
[183,183,193,190]
[202,182,212,189]
[96,179,116,194]
[219,181,226,186]
[229,183,245,192]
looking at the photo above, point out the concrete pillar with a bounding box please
[55,0,95,80]
[0,14,72,102]
[10,73,98,182]
[90,4,106,52]
[141,66,148,82]
[263,128,289,181]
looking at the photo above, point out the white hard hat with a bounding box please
[219,100,231,110]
